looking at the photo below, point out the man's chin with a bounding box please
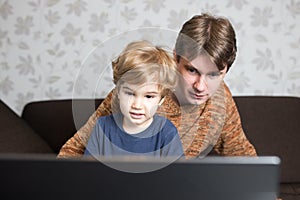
[189,100,205,105]
[178,98,204,106]
[174,91,208,105]
[187,96,208,105]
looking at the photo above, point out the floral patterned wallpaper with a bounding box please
[1,0,300,115]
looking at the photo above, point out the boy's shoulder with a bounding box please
[97,114,112,120]
[154,115,177,131]
[96,114,115,125]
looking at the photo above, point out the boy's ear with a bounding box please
[158,97,165,106]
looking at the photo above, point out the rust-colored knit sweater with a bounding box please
[58,82,257,158]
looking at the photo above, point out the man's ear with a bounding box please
[158,97,165,106]
[173,50,178,63]
[221,65,228,77]
[173,50,176,58]
[115,88,121,100]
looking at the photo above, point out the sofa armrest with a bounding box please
[21,99,103,154]
[0,100,53,154]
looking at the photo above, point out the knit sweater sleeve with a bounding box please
[57,91,114,158]
[213,85,257,156]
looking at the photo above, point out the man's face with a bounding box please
[175,54,227,105]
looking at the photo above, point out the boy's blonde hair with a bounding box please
[112,40,178,97]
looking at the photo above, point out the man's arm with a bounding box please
[57,90,114,158]
[57,111,98,158]
[213,85,257,156]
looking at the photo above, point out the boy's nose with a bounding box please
[131,97,143,109]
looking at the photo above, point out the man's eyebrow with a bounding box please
[184,64,220,74]
[184,63,196,69]
[122,86,133,91]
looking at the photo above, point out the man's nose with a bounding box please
[193,75,207,91]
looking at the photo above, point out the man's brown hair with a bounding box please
[175,13,237,72]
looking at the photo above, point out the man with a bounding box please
[58,13,256,158]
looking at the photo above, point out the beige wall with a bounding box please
[1,0,300,115]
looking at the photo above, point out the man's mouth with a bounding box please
[190,92,207,99]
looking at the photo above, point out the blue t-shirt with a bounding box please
[84,114,183,158]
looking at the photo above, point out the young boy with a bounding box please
[84,40,183,158]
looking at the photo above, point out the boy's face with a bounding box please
[175,54,227,105]
[118,82,163,130]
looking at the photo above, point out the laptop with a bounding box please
[0,154,280,200]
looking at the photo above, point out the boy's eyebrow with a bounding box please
[122,86,160,94]
[145,91,159,94]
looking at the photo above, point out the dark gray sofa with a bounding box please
[0,96,299,199]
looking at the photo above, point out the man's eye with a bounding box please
[187,67,197,74]
[125,91,134,96]
[207,72,221,79]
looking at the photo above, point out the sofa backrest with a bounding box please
[21,96,300,183]
[234,96,300,183]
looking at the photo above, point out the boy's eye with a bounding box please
[145,95,155,99]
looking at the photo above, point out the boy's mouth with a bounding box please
[129,112,144,119]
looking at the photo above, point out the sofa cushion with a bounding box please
[0,100,53,154]
[280,183,300,200]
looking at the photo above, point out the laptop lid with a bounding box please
[0,155,280,200]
